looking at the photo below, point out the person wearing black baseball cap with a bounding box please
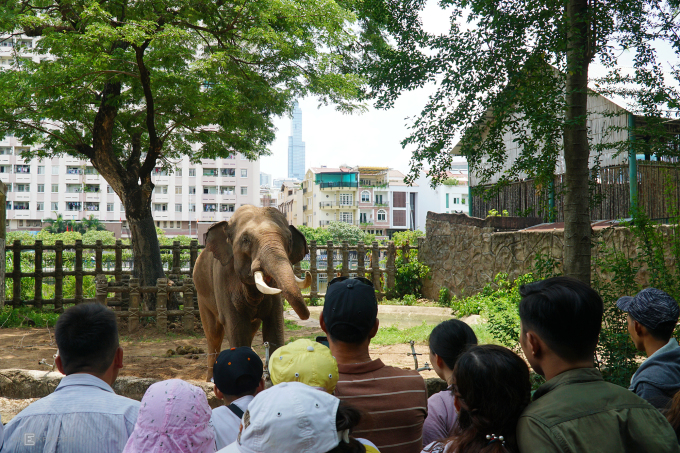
[210,347,265,450]
[319,277,427,453]
[618,287,680,410]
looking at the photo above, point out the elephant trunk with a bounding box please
[256,245,310,321]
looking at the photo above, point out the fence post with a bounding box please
[172,241,181,281]
[0,181,6,308]
[115,240,123,305]
[95,274,108,305]
[12,240,20,306]
[128,278,140,333]
[357,241,366,279]
[327,241,335,280]
[75,240,83,304]
[95,240,103,274]
[341,241,349,277]
[371,241,380,289]
[309,241,318,299]
[34,240,43,309]
[182,277,195,333]
[54,240,64,312]
[156,278,168,333]
[402,242,410,265]
[189,240,199,274]
[386,241,396,296]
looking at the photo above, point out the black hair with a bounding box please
[328,325,370,345]
[646,320,677,342]
[55,303,119,375]
[426,345,530,453]
[429,319,478,369]
[326,401,367,453]
[519,276,603,362]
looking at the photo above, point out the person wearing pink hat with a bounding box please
[123,379,216,453]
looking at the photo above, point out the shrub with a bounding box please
[392,256,430,298]
[438,287,452,306]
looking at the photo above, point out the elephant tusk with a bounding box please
[294,271,312,289]
[254,271,282,295]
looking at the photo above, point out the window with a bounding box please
[66,202,82,211]
[0,147,11,155]
[52,166,60,175]
[121,205,125,212]
[189,186,196,195]
[5,201,11,210]
[36,202,44,211]
[37,165,45,174]
[240,169,247,178]
[5,183,10,192]
[153,167,168,176]
[339,212,353,224]
[15,184,29,192]
[175,204,182,212]
[189,168,196,177]
[66,166,81,175]
[153,203,168,212]
[393,192,406,208]
[393,210,406,226]
[66,184,82,193]
[220,204,235,212]
[14,165,30,173]
[203,203,217,212]
[220,186,235,195]
[204,186,217,195]
[175,187,182,195]
[462,198,466,205]
[361,191,370,203]
[339,193,353,206]
[240,186,247,195]
[446,194,449,209]
[0,166,9,173]
[27,220,42,228]
[84,167,98,175]
[377,209,386,222]
[107,185,114,194]
[221,168,236,177]
[226,153,236,159]
[51,202,59,211]
[85,202,99,211]
[107,203,114,212]
[154,185,168,194]
[203,168,218,177]
[188,203,196,212]
[14,201,29,210]
[84,184,100,193]
[51,184,59,193]
[175,168,182,177]
[360,212,368,223]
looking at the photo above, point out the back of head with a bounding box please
[323,278,378,344]
[213,347,263,397]
[429,319,478,369]
[519,276,603,362]
[270,339,339,393]
[55,303,119,375]
[124,379,214,453]
[451,345,531,453]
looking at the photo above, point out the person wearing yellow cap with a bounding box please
[269,339,339,393]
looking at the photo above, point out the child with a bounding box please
[269,338,339,393]
[210,347,265,450]
[423,319,478,445]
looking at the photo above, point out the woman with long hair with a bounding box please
[422,345,531,453]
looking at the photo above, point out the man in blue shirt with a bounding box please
[1,303,140,453]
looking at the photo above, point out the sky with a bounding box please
[260,1,458,180]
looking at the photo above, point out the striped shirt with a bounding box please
[0,374,140,453]
[335,359,428,453]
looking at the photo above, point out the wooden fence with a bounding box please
[3,239,419,332]
[471,162,680,222]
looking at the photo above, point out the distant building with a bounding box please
[287,102,306,180]
[277,182,303,226]
[260,172,272,187]
[415,170,469,226]
[302,167,359,228]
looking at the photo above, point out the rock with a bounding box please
[165,349,176,357]
[425,377,448,398]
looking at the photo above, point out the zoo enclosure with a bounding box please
[3,239,420,331]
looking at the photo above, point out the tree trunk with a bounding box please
[122,183,166,310]
[563,0,592,284]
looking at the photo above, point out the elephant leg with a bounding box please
[261,297,285,352]
[251,318,262,344]
[199,302,224,382]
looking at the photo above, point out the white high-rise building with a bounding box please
[287,102,305,181]
[0,35,260,238]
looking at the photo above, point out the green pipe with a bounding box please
[629,113,638,211]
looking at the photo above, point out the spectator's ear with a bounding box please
[319,313,328,334]
[633,320,646,338]
[256,378,266,394]
[368,319,380,339]
[214,384,224,400]
[55,354,66,375]
[113,346,124,370]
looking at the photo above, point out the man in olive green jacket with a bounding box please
[516,277,678,452]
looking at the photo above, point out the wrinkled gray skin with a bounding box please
[194,205,310,381]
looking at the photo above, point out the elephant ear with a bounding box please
[289,225,309,264]
[204,221,233,267]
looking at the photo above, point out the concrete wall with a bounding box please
[420,212,669,299]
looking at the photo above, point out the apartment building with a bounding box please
[277,182,304,226]
[302,167,359,227]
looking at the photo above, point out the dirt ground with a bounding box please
[0,321,438,382]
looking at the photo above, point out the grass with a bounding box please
[0,306,60,328]
[371,321,499,346]
[284,319,303,330]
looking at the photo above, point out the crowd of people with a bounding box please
[1,276,680,452]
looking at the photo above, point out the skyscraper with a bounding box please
[287,102,306,180]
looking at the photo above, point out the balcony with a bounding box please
[303,205,308,211]
[319,182,358,190]
[319,201,358,209]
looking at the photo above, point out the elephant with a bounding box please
[193,205,312,381]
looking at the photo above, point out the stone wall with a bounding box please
[420,212,668,299]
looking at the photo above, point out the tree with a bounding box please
[43,214,67,234]
[0,0,393,305]
[367,0,680,284]
[82,215,106,232]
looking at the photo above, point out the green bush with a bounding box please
[438,287,452,306]
[392,257,430,299]
[0,306,60,328]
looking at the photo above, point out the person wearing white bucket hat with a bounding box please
[217,381,379,453]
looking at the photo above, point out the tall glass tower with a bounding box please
[287,102,306,180]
